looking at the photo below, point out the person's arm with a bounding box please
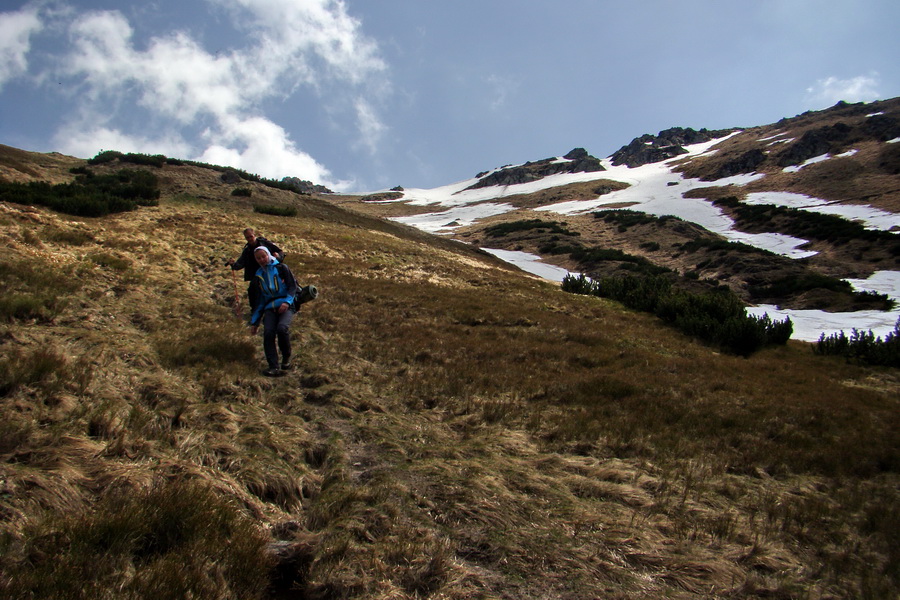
[265,240,283,261]
[228,246,249,270]
[249,300,264,332]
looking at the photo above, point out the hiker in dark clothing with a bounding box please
[226,228,283,312]
[249,246,297,376]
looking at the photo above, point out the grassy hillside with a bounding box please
[0,151,898,599]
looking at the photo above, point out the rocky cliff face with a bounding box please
[465,148,605,190]
[610,127,736,168]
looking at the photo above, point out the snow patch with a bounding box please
[482,248,574,282]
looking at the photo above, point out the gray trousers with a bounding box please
[261,308,295,368]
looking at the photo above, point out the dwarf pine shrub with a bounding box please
[88,150,167,168]
[814,319,900,367]
[562,273,792,355]
[715,196,900,249]
[253,203,297,217]
[484,219,580,238]
[594,209,681,231]
[0,168,159,217]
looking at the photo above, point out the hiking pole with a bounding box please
[230,268,243,319]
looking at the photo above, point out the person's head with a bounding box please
[254,246,272,267]
[243,228,257,245]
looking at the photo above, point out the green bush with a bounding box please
[87,151,167,168]
[594,209,681,230]
[231,187,253,197]
[0,168,159,217]
[714,196,900,253]
[750,272,852,298]
[562,273,792,356]
[87,150,125,165]
[814,319,900,367]
[253,203,297,217]
[484,219,579,238]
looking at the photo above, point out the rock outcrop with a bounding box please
[610,127,736,168]
[465,148,605,190]
[281,177,334,195]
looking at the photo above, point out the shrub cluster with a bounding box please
[0,169,159,217]
[813,319,900,367]
[748,273,894,308]
[253,203,297,217]
[714,196,900,255]
[562,273,792,356]
[88,150,168,168]
[594,209,681,231]
[543,242,672,277]
[678,237,764,255]
[87,150,311,195]
[483,219,580,238]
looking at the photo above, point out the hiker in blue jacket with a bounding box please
[248,246,297,376]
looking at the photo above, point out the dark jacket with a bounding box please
[249,259,298,326]
[231,236,283,281]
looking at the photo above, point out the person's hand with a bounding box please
[225,258,234,267]
[250,325,258,335]
[277,303,288,315]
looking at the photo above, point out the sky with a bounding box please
[1,1,899,193]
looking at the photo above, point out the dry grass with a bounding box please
[0,155,898,599]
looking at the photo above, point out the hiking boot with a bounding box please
[280,361,292,371]
[262,367,282,377]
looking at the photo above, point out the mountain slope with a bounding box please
[329,98,900,340]
[0,147,898,599]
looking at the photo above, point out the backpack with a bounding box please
[295,284,318,306]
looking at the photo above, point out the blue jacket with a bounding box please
[250,258,298,326]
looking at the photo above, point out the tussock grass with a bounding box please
[0,257,80,322]
[0,163,897,599]
[0,478,272,600]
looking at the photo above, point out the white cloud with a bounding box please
[8,1,388,184]
[0,5,42,89]
[208,0,386,84]
[197,115,334,184]
[55,124,193,160]
[64,11,248,121]
[354,97,387,154]
[806,73,881,106]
